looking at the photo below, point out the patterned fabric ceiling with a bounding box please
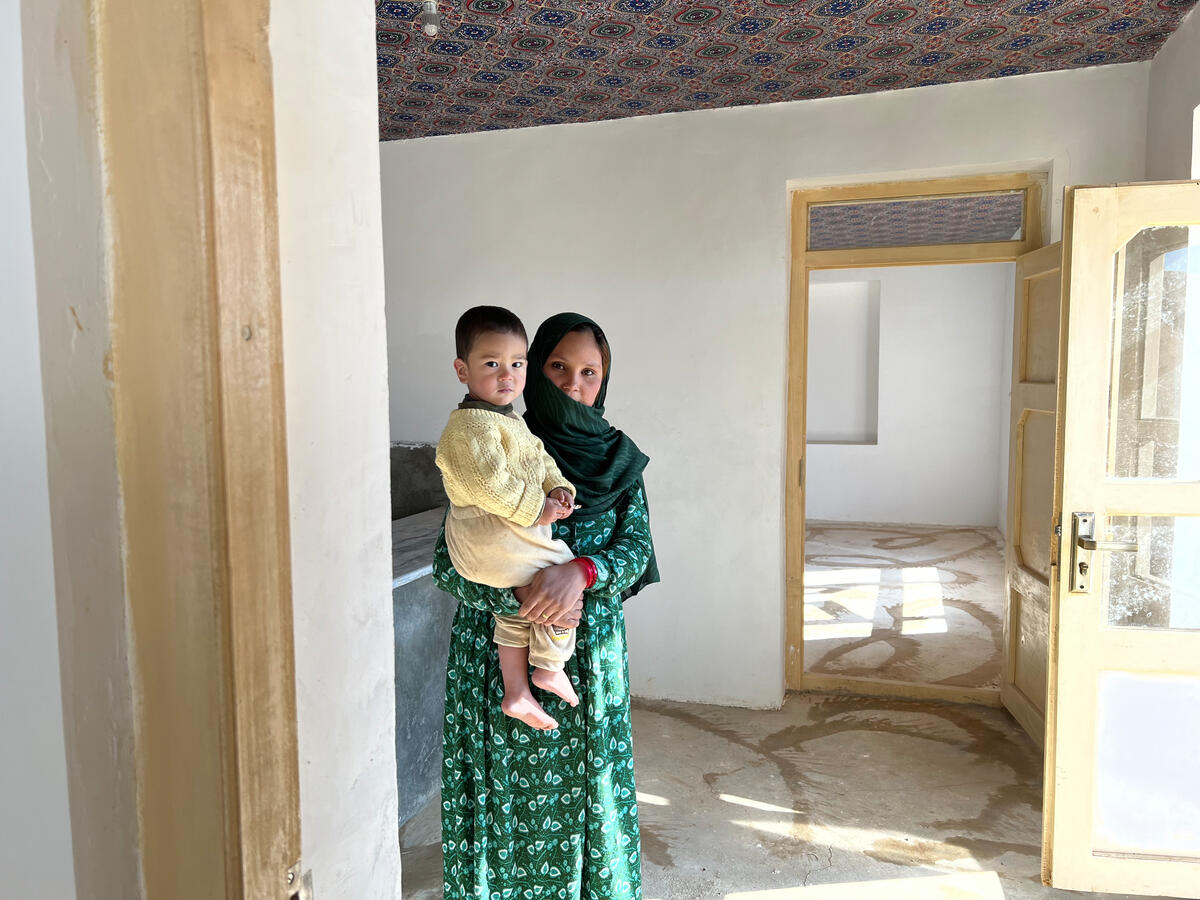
[376,0,1197,141]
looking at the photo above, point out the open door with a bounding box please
[1044,182,1200,896]
[1002,241,1062,747]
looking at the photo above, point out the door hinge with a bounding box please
[286,862,314,900]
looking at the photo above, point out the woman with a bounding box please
[433,312,659,899]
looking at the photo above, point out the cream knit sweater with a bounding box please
[435,408,574,528]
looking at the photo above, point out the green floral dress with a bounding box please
[433,484,653,900]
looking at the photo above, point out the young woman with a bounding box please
[434,312,658,899]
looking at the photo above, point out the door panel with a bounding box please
[1010,586,1050,720]
[1002,242,1062,747]
[1022,264,1062,384]
[1016,409,1056,581]
[1045,182,1200,897]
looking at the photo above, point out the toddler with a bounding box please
[435,306,581,731]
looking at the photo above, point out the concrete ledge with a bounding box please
[392,506,445,588]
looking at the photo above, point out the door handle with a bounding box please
[1069,512,1138,594]
[1076,537,1139,552]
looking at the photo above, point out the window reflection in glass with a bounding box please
[1107,226,1200,481]
[1105,515,1200,630]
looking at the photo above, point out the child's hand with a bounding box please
[536,496,570,526]
[549,487,576,518]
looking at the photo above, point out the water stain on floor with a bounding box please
[639,824,675,869]
[400,692,1161,899]
[633,694,1157,899]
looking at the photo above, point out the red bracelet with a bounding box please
[573,556,598,589]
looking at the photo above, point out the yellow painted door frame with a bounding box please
[786,172,1046,703]
[101,0,300,896]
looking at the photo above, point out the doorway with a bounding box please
[801,261,1016,705]
[785,171,1046,704]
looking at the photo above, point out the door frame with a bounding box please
[786,171,1046,697]
[102,0,299,895]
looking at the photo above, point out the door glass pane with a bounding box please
[1094,671,1200,860]
[1105,515,1200,630]
[1108,225,1200,481]
[807,191,1025,251]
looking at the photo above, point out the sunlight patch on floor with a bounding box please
[900,617,949,635]
[804,566,880,640]
[804,620,876,640]
[722,815,997,876]
[725,870,1005,898]
[901,565,947,634]
[802,524,1004,689]
[804,567,884,589]
[718,793,802,815]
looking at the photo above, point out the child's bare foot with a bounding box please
[501,691,558,730]
[531,667,579,707]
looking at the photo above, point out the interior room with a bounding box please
[376,2,1200,896]
[7,1,1200,898]
[803,260,1016,697]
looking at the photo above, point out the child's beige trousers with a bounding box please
[493,615,575,671]
[445,502,577,671]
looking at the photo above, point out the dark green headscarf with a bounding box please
[524,313,659,597]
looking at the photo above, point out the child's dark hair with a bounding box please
[568,322,611,373]
[455,306,528,359]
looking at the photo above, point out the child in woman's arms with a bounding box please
[435,305,586,731]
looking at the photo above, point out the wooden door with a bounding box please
[1001,242,1062,747]
[1044,182,1200,896]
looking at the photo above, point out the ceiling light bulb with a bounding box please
[421,0,440,37]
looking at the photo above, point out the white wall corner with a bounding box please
[3,2,78,895]
[1146,7,1200,181]
[18,0,142,895]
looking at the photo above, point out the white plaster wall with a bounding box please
[805,264,1013,528]
[1147,8,1200,180]
[271,2,402,897]
[806,280,879,445]
[381,62,1149,708]
[1,2,77,894]
[20,0,142,894]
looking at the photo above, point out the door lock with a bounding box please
[1069,512,1139,594]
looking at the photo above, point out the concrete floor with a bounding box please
[399,693,1164,899]
[804,522,1005,691]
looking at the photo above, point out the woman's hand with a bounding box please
[514,583,583,628]
[516,561,587,627]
